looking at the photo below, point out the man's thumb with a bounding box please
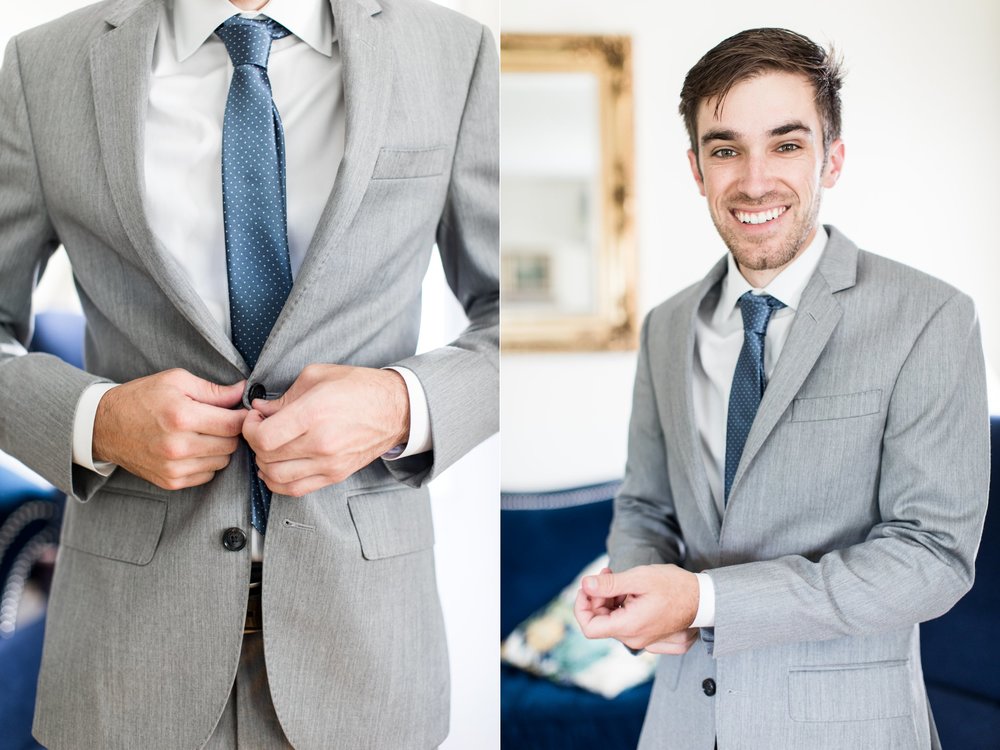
[186,377,246,408]
[583,570,624,598]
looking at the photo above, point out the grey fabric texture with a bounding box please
[607,226,990,750]
[205,632,295,749]
[0,0,498,747]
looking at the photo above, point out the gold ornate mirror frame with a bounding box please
[500,34,638,351]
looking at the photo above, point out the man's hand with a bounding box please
[93,369,247,490]
[242,364,410,497]
[574,564,701,654]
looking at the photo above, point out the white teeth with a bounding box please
[735,206,786,224]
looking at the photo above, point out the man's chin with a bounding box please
[723,239,799,273]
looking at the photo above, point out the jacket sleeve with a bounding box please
[0,36,108,497]
[384,24,498,487]
[707,291,990,657]
[607,313,687,571]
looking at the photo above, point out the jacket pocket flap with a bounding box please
[347,486,435,560]
[371,147,448,179]
[790,389,882,422]
[788,659,910,721]
[60,489,167,565]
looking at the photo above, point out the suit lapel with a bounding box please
[256,0,393,369]
[667,259,728,539]
[90,0,246,373]
[726,228,858,504]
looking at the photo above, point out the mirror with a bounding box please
[500,34,637,351]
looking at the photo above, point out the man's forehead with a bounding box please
[695,71,821,142]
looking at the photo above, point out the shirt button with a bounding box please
[702,678,716,697]
[222,527,247,551]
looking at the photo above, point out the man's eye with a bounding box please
[777,143,801,153]
[711,148,737,158]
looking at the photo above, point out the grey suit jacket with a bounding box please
[0,0,497,748]
[608,227,990,750]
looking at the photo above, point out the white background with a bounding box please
[502,0,1000,491]
[3,2,499,748]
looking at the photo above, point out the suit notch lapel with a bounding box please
[90,3,247,373]
[727,271,845,503]
[669,261,727,540]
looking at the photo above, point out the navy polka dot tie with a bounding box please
[216,16,293,535]
[724,291,786,503]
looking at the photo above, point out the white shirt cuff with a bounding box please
[690,572,716,628]
[72,383,119,476]
[382,366,432,460]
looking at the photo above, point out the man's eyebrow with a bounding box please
[700,121,813,146]
[769,121,812,138]
[701,128,740,146]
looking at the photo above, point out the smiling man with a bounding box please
[574,28,989,750]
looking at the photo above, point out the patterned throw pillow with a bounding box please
[501,554,659,699]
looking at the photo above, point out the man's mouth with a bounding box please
[732,206,788,225]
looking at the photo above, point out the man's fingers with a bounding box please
[574,588,600,630]
[252,396,283,417]
[645,630,699,655]
[582,568,640,599]
[257,456,329,485]
[244,404,309,454]
[182,434,241,459]
[181,400,248,438]
[259,473,332,498]
[180,374,246,408]
[155,471,220,491]
[576,598,635,640]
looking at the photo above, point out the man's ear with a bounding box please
[687,149,706,196]
[821,138,845,188]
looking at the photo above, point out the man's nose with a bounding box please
[736,153,775,199]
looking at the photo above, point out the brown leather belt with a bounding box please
[244,562,263,634]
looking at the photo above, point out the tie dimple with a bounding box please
[723,291,786,503]
[217,15,293,536]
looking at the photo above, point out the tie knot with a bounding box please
[216,16,291,68]
[737,291,786,335]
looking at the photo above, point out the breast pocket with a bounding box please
[59,488,167,565]
[371,146,449,180]
[790,389,882,422]
[347,485,435,560]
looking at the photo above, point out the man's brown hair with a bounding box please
[680,28,844,156]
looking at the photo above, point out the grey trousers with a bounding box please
[203,632,294,749]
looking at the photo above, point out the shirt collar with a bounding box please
[173,0,335,62]
[715,226,828,323]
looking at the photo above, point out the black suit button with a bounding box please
[222,527,247,551]
[244,382,266,409]
[702,678,716,696]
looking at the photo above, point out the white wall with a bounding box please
[4,3,499,749]
[501,0,1000,491]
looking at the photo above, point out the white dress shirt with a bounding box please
[71,0,432,558]
[689,228,828,627]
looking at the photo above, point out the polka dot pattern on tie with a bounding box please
[216,15,294,536]
[216,15,294,371]
[724,291,786,502]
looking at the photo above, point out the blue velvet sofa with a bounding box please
[501,417,998,749]
[501,481,649,750]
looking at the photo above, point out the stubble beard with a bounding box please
[712,190,823,272]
